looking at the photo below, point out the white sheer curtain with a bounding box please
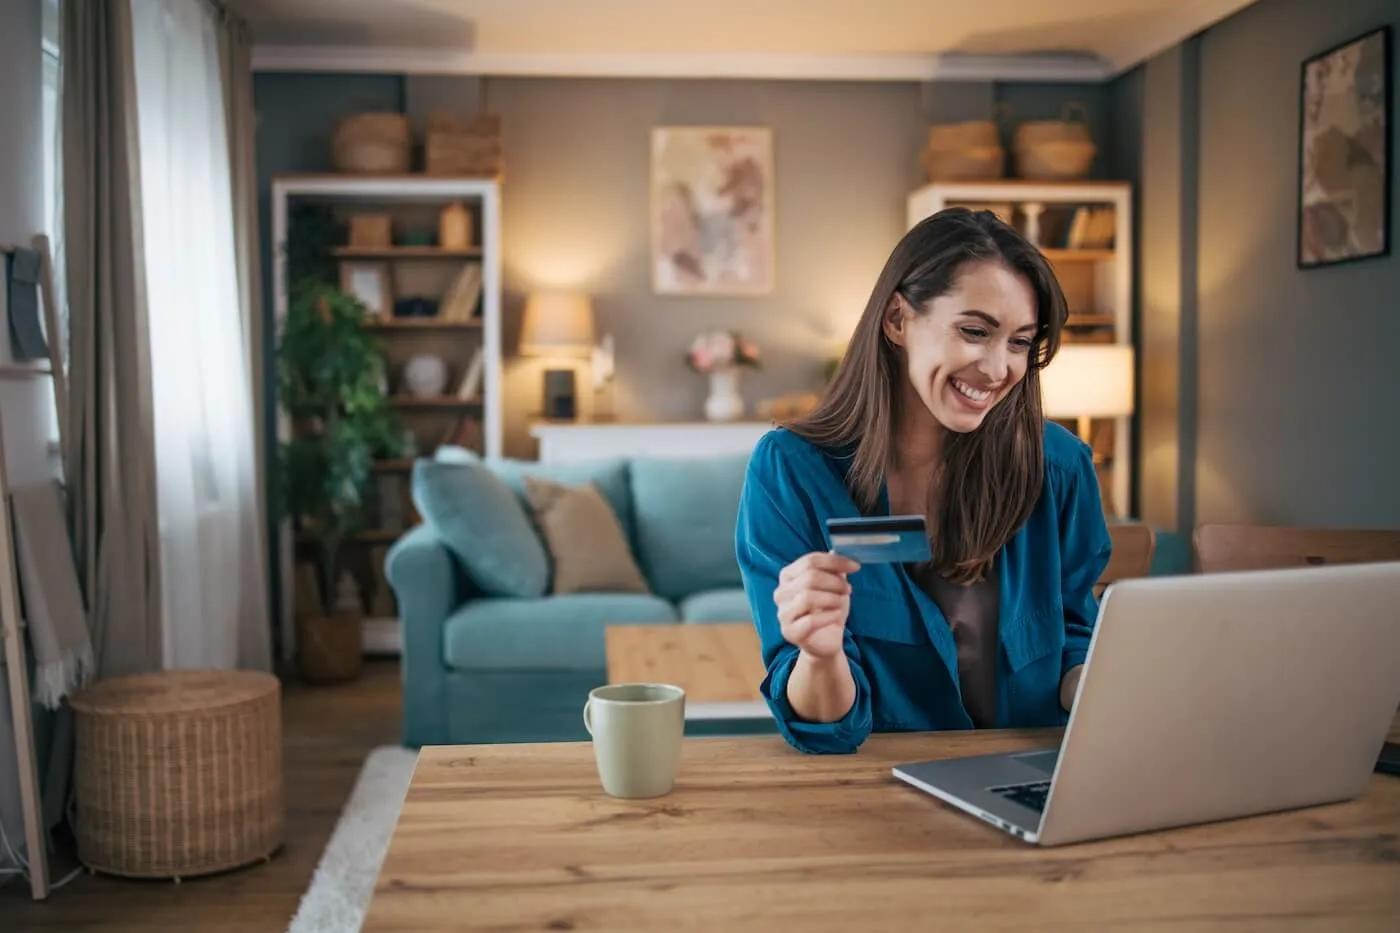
[129,0,270,671]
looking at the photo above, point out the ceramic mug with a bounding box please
[583,683,686,798]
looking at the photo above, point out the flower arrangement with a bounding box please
[685,329,761,373]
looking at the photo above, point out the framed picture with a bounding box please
[339,261,392,317]
[1298,25,1391,269]
[651,126,775,295]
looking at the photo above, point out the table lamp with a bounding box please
[1040,343,1135,444]
[520,290,595,420]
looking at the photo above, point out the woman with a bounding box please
[736,207,1111,755]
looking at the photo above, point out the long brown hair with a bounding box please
[784,207,1068,584]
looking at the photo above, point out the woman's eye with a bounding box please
[1011,338,1034,352]
[960,327,987,339]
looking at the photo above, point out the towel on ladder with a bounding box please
[9,480,92,708]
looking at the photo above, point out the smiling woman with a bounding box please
[734,207,1111,754]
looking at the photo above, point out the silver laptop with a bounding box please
[892,561,1400,846]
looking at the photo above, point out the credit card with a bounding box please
[824,515,931,564]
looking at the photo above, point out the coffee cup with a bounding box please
[583,683,686,798]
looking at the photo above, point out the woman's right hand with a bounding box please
[774,552,861,660]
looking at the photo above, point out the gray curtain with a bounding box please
[218,7,273,671]
[61,0,163,677]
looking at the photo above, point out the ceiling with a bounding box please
[233,0,1259,81]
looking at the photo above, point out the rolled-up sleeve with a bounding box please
[735,434,873,754]
[1055,439,1113,673]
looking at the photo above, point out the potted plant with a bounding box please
[685,329,761,421]
[274,277,403,682]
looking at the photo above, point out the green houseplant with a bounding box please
[274,276,403,682]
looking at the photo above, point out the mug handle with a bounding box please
[583,698,594,736]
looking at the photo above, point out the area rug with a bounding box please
[287,746,418,933]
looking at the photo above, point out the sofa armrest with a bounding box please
[386,524,472,746]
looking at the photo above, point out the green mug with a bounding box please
[583,683,686,798]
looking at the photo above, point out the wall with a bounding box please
[0,0,53,875]
[487,76,927,456]
[253,73,1111,459]
[1192,0,1398,527]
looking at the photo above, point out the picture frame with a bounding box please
[1297,25,1391,269]
[650,126,775,296]
[339,260,393,317]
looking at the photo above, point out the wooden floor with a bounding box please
[2,659,404,933]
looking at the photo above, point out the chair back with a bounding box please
[1095,524,1156,597]
[1193,524,1400,574]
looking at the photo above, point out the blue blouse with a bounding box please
[735,422,1112,754]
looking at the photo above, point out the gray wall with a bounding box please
[254,73,1110,459]
[0,0,51,876]
[1192,0,1399,527]
[486,76,927,456]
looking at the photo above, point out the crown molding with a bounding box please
[250,45,1114,83]
[1099,0,1258,74]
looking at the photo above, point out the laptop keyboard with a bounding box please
[989,780,1051,813]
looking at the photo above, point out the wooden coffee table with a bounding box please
[604,622,770,721]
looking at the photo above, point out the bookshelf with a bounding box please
[271,174,503,659]
[906,180,1135,518]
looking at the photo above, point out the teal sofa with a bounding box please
[387,448,755,748]
[386,445,1193,749]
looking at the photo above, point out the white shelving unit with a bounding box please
[270,174,503,660]
[906,180,1135,518]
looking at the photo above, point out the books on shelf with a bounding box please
[440,263,482,322]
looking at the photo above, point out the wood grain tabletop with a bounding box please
[364,718,1400,932]
[604,623,765,704]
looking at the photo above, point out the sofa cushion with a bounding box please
[523,476,650,595]
[412,459,549,598]
[679,588,754,623]
[629,454,749,602]
[437,446,636,550]
[443,593,679,670]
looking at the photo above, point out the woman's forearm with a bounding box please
[786,651,857,723]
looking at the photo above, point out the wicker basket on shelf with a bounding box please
[1012,102,1096,180]
[425,112,503,176]
[331,113,412,174]
[70,669,283,880]
[920,120,1005,182]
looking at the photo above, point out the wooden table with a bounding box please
[364,718,1400,931]
[604,623,769,721]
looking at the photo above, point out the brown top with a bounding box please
[910,564,1000,729]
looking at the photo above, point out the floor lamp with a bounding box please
[1041,343,1135,517]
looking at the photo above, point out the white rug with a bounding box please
[287,746,418,933]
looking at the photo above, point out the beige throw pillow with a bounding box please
[523,476,651,595]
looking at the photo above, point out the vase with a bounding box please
[704,367,745,421]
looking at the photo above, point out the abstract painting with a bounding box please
[1298,26,1391,268]
[651,126,774,295]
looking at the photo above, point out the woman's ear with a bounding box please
[882,294,908,347]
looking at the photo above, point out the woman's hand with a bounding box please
[774,552,861,660]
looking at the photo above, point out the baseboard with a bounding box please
[363,616,402,656]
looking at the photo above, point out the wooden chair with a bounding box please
[1095,524,1156,597]
[1193,524,1400,574]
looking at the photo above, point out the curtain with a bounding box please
[129,0,271,671]
[61,0,162,678]
[218,7,274,671]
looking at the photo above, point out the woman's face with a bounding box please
[885,260,1038,434]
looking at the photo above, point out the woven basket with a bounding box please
[425,112,503,177]
[70,669,283,880]
[1015,140,1096,180]
[332,113,411,174]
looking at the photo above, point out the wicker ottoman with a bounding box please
[70,669,283,880]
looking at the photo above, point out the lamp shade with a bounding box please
[520,291,595,357]
[1040,344,1135,418]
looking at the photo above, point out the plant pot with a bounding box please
[296,608,363,684]
[704,367,745,421]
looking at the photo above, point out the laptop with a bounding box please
[892,561,1400,847]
